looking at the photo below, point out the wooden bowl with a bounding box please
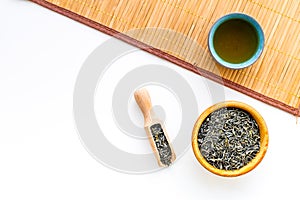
[192,101,268,177]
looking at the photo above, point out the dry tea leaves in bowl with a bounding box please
[192,101,268,177]
[198,107,260,170]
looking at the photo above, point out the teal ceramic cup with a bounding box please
[208,13,264,69]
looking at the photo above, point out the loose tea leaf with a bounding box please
[150,123,172,166]
[198,107,260,170]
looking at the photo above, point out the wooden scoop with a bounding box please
[134,88,176,167]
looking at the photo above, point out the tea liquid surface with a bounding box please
[213,19,258,63]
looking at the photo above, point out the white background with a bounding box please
[1,0,300,199]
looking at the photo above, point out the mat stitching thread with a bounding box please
[266,45,300,61]
[72,0,137,28]
[160,0,207,21]
[248,0,300,23]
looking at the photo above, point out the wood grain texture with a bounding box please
[30,0,300,116]
[134,88,153,127]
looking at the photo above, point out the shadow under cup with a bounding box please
[208,13,264,69]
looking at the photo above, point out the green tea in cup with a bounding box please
[208,13,264,69]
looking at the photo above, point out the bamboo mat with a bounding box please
[30,0,300,116]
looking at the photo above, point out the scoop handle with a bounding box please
[134,88,152,126]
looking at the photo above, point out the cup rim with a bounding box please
[208,13,265,69]
[191,101,269,177]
